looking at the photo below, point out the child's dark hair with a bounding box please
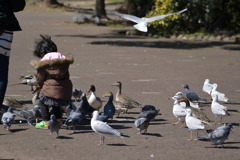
[33,35,58,58]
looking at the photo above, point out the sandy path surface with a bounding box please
[1,8,240,160]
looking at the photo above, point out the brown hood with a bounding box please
[30,55,74,70]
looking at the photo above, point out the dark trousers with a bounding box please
[0,54,9,105]
[39,102,62,121]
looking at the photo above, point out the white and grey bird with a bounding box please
[202,79,213,94]
[199,123,233,147]
[13,105,41,125]
[87,85,103,110]
[19,74,37,91]
[109,8,187,32]
[185,108,206,141]
[91,110,125,146]
[1,107,16,131]
[134,106,160,134]
[211,94,230,123]
[48,114,61,137]
[211,83,229,102]
[72,88,82,102]
[183,84,207,102]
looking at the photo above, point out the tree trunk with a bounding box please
[95,0,107,18]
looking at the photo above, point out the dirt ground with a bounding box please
[1,4,240,160]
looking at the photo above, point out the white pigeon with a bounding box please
[211,83,229,102]
[203,79,213,94]
[185,108,205,140]
[110,8,187,32]
[171,92,187,128]
[91,110,124,146]
[211,94,230,123]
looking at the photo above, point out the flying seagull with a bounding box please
[109,8,187,32]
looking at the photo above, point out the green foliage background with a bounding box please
[148,0,240,36]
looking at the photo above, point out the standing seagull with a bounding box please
[185,108,206,140]
[211,83,229,102]
[91,110,125,146]
[1,107,16,131]
[202,79,213,94]
[211,94,230,123]
[48,114,61,137]
[109,8,187,32]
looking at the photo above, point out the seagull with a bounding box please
[185,108,206,141]
[1,107,16,131]
[48,114,61,137]
[211,83,229,102]
[134,107,160,134]
[18,74,37,91]
[109,8,187,32]
[202,79,213,94]
[91,110,125,146]
[183,84,207,102]
[211,94,230,123]
[171,92,187,128]
[198,123,233,147]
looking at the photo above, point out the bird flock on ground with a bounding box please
[0,76,239,147]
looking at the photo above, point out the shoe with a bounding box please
[35,121,48,129]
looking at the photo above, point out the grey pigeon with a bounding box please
[62,101,84,133]
[14,105,41,125]
[183,84,207,102]
[199,123,233,146]
[72,88,82,102]
[64,102,77,117]
[134,107,160,134]
[48,114,61,137]
[1,107,16,131]
[98,91,116,122]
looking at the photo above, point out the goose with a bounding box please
[112,81,141,113]
[87,85,102,110]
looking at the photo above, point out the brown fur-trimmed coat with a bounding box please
[30,55,74,101]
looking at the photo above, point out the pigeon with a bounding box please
[94,16,101,25]
[199,123,233,147]
[98,91,116,122]
[64,102,77,117]
[134,107,160,134]
[63,101,84,133]
[1,107,16,131]
[109,8,187,32]
[211,94,230,123]
[72,88,82,102]
[14,105,41,125]
[141,105,156,111]
[48,114,61,137]
[91,110,125,146]
[87,85,103,110]
[183,84,207,102]
[185,108,206,140]
[81,15,89,23]
[211,83,229,102]
[202,79,213,94]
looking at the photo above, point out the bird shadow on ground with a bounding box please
[108,124,132,130]
[142,133,162,137]
[19,100,33,105]
[107,143,136,147]
[205,145,240,149]
[228,109,239,113]
[10,128,29,133]
[110,119,135,124]
[57,135,74,139]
